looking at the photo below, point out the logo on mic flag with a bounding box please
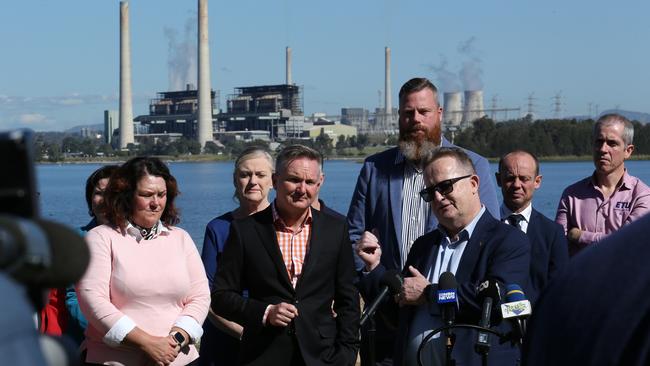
[500,300,532,318]
[437,289,457,304]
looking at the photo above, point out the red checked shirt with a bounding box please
[272,202,312,288]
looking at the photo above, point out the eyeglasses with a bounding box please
[419,174,472,202]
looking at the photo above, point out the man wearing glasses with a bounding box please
[348,77,499,365]
[359,147,530,366]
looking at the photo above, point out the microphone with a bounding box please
[437,271,458,327]
[0,215,90,288]
[474,279,502,355]
[500,284,532,345]
[360,270,403,326]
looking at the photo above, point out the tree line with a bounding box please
[451,116,650,158]
[32,117,650,162]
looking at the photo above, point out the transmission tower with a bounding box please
[527,93,536,117]
[552,92,562,119]
[491,95,498,120]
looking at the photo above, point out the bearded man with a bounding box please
[347,77,498,365]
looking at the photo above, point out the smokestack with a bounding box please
[118,1,134,149]
[197,0,213,150]
[443,92,462,126]
[462,90,485,125]
[385,47,392,116]
[286,46,292,85]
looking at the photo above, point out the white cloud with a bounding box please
[19,113,47,124]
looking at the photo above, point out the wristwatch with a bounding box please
[171,331,186,347]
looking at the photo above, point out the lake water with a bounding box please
[36,159,650,251]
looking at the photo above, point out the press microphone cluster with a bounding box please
[500,284,532,345]
[360,270,403,326]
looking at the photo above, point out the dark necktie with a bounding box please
[507,214,525,229]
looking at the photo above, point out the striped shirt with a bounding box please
[272,202,312,288]
[397,151,430,268]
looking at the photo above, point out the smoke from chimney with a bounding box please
[164,15,197,91]
[457,37,483,91]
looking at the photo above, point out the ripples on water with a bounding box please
[36,160,650,251]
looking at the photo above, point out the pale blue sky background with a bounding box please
[1,0,648,131]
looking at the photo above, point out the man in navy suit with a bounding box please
[523,212,650,366]
[347,77,499,364]
[357,147,530,366]
[495,150,569,303]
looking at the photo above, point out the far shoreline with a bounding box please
[37,153,650,165]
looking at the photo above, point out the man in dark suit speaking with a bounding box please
[212,145,360,366]
[357,147,530,366]
[495,150,569,303]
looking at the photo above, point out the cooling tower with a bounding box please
[463,90,484,124]
[118,1,134,149]
[197,0,213,149]
[443,92,462,126]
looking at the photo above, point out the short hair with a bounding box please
[398,77,440,107]
[103,156,180,229]
[275,144,323,175]
[594,113,634,145]
[85,165,119,217]
[423,147,476,175]
[233,146,274,201]
[498,150,540,176]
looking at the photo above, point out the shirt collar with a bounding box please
[438,205,486,245]
[589,169,632,191]
[271,201,313,231]
[500,202,532,223]
[125,220,170,243]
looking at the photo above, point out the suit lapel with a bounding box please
[455,212,493,282]
[255,207,294,291]
[295,209,320,290]
[389,153,405,259]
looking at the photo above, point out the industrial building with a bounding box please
[216,84,305,140]
[132,84,218,139]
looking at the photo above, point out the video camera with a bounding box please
[0,129,89,295]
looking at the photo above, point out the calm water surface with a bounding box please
[36,159,650,251]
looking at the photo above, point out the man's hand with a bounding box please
[267,302,299,327]
[398,266,430,306]
[568,227,581,243]
[356,230,382,272]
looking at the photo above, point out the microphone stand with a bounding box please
[417,324,504,366]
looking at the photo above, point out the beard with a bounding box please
[398,123,442,163]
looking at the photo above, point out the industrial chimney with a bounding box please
[197,0,213,150]
[118,1,134,149]
[462,90,484,125]
[385,47,392,118]
[443,92,462,126]
[286,46,292,85]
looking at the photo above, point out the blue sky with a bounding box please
[1,0,649,131]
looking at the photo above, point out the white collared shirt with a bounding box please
[500,203,532,233]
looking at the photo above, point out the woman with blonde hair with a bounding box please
[199,146,274,365]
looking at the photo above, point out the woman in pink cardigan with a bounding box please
[77,157,210,366]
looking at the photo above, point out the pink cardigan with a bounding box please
[77,224,210,365]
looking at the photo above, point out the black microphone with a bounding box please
[360,270,403,326]
[500,284,532,345]
[0,215,90,288]
[437,271,458,327]
[474,279,502,355]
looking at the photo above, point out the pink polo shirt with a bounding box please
[555,170,650,255]
[77,224,210,365]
